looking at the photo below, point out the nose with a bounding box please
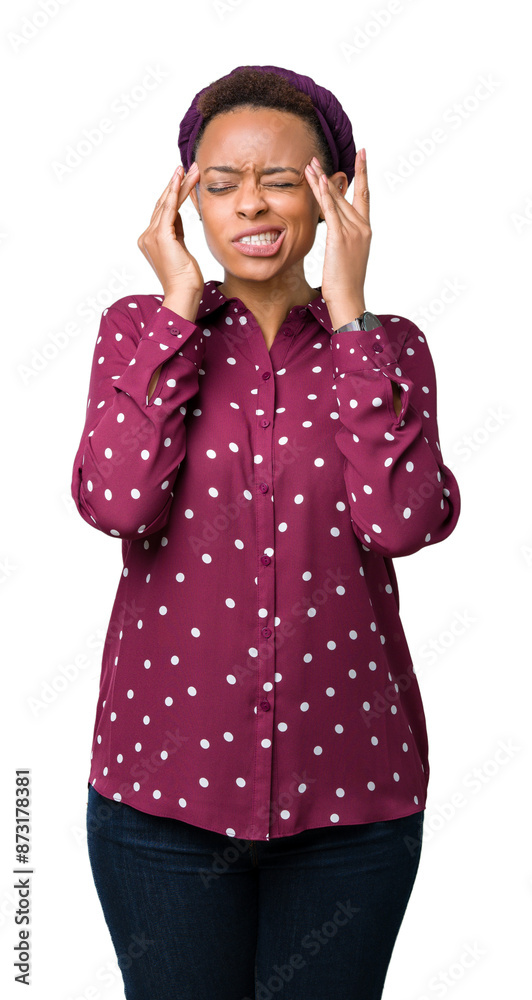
[233,177,271,217]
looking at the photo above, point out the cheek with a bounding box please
[201,208,226,241]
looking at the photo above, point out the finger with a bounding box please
[175,162,199,210]
[310,168,346,229]
[149,164,198,230]
[151,162,197,219]
[310,154,369,229]
[305,161,350,228]
[352,149,370,224]
[318,172,351,225]
[304,162,328,217]
[151,166,184,217]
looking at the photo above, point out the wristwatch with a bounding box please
[333,311,381,333]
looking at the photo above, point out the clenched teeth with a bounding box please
[234,231,282,245]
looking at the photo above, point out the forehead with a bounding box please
[197,108,312,164]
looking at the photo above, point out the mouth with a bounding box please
[231,229,286,257]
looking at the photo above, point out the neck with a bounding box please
[217,270,320,320]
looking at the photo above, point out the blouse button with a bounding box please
[262,372,271,380]
[261,627,272,638]
[260,418,270,427]
[261,555,271,566]
[372,342,383,353]
[260,700,271,712]
[259,482,269,493]
[298,308,306,318]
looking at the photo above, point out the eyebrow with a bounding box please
[204,165,301,176]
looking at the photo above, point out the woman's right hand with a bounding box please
[137,163,204,299]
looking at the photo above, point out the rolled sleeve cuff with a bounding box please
[330,323,401,377]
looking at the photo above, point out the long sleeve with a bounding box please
[70,295,205,539]
[330,315,460,558]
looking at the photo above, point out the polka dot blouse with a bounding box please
[71,280,461,841]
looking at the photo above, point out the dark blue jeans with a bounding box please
[86,784,424,1000]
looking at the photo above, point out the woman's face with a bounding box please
[189,107,346,282]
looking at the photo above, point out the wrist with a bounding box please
[326,300,366,331]
[162,293,202,324]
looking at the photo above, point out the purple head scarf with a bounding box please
[178,64,356,187]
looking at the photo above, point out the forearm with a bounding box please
[331,317,460,556]
[72,299,205,539]
[390,381,402,417]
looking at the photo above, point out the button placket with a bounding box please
[252,342,277,840]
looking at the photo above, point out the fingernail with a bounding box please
[360,148,366,161]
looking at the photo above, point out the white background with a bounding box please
[1,0,530,997]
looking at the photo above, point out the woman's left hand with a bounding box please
[304,150,371,328]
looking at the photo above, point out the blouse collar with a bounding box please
[194,280,335,335]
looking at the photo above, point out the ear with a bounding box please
[329,170,349,197]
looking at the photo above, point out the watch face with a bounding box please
[363,311,381,331]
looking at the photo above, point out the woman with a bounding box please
[72,65,461,1000]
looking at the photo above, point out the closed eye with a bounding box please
[206,184,295,193]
